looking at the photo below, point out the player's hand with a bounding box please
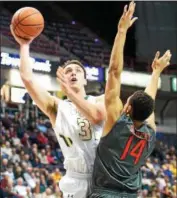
[118,1,138,33]
[151,50,172,73]
[10,25,33,45]
[56,67,71,95]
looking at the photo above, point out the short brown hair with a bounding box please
[62,60,86,79]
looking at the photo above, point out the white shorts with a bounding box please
[59,171,92,198]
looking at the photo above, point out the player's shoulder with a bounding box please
[146,122,156,133]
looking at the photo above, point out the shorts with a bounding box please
[59,171,92,198]
[88,188,138,198]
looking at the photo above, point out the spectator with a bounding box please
[1,141,12,158]
[14,177,28,197]
[1,158,9,172]
[38,149,49,166]
[51,168,62,184]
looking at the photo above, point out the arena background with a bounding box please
[0,1,176,198]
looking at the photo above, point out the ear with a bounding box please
[125,105,132,115]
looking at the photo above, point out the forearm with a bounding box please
[67,91,104,124]
[19,44,33,80]
[109,29,127,74]
[145,71,160,100]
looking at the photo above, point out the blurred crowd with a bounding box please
[140,142,177,198]
[0,107,64,198]
[0,101,176,198]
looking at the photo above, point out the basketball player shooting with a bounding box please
[10,22,105,198]
[88,1,172,198]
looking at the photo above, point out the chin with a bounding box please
[70,84,80,92]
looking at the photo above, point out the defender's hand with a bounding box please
[118,1,138,33]
[56,67,71,95]
[152,50,172,73]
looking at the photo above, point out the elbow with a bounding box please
[90,110,105,125]
[20,73,33,84]
[109,65,122,77]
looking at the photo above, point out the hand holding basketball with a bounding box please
[10,25,32,45]
[11,7,44,43]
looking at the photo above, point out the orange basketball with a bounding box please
[11,7,44,40]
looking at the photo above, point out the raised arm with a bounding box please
[10,26,58,126]
[103,1,138,136]
[145,50,172,129]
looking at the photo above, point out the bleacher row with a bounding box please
[1,10,111,66]
[1,9,176,74]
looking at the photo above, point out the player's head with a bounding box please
[124,90,154,122]
[62,60,87,91]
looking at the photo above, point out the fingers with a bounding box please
[56,77,66,94]
[126,1,136,19]
[152,50,172,71]
[166,62,170,66]
[10,24,33,44]
[121,1,137,27]
[56,77,64,85]
[154,51,160,60]
[57,67,66,84]
[162,50,172,63]
[10,24,18,40]
[10,25,14,36]
[130,17,138,26]
[122,5,128,18]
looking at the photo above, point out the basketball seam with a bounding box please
[19,24,44,26]
[15,23,38,37]
[14,26,21,37]
[14,11,39,32]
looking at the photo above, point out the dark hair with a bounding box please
[129,90,154,121]
[62,60,86,79]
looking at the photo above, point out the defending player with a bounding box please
[89,1,172,197]
[10,28,105,198]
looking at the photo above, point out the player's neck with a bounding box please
[133,120,143,129]
[75,87,87,98]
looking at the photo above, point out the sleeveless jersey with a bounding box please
[53,95,104,174]
[92,113,156,192]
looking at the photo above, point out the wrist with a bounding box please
[118,28,127,34]
[20,44,30,49]
[152,70,161,77]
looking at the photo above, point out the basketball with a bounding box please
[11,7,44,40]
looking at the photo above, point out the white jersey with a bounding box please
[53,95,103,174]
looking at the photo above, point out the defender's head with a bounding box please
[124,90,154,122]
[62,60,87,91]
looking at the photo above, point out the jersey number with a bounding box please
[77,118,92,141]
[59,134,73,147]
[120,135,146,165]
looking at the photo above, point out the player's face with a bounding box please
[64,64,87,91]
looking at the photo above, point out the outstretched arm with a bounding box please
[10,26,58,126]
[103,1,138,136]
[66,92,105,125]
[145,50,172,129]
